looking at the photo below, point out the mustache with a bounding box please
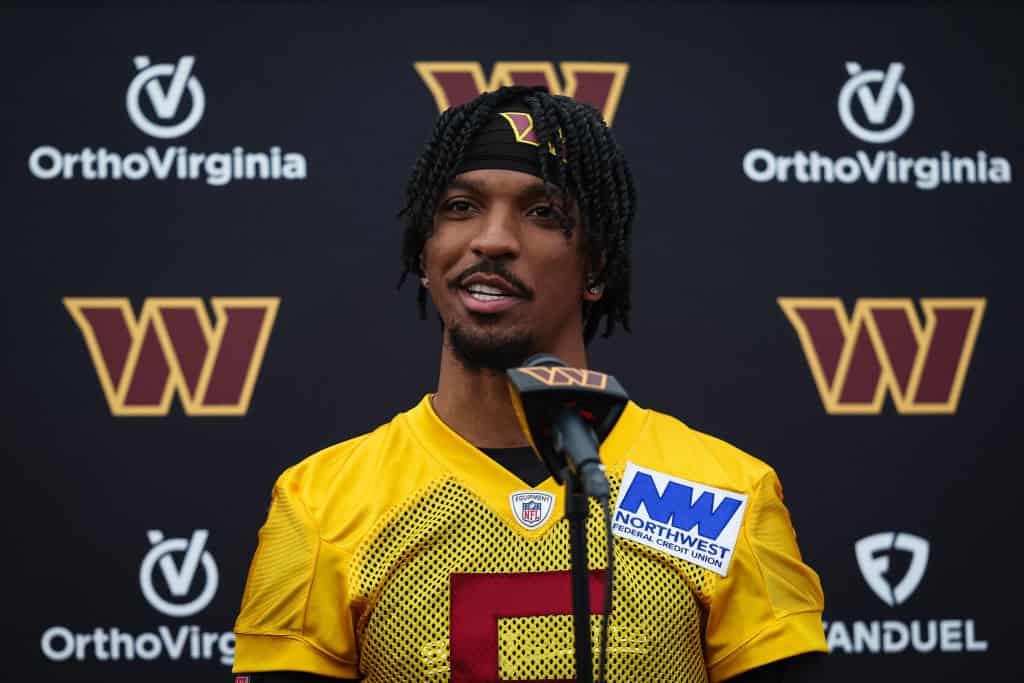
[448,260,534,300]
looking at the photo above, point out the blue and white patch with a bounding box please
[509,490,555,530]
[612,461,748,576]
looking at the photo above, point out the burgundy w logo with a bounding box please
[414,61,629,124]
[778,298,985,414]
[64,297,279,416]
[519,367,609,389]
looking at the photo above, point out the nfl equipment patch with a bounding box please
[509,491,555,530]
[612,461,748,576]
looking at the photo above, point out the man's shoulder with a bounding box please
[626,404,776,494]
[273,400,431,511]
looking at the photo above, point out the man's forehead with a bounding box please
[445,169,564,198]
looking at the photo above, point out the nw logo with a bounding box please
[855,532,929,607]
[519,366,609,389]
[64,297,279,416]
[126,55,206,139]
[778,298,985,414]
[139,529,219,617]
[414,61,629,124]
[837,62,914,144]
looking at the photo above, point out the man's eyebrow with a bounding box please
[444,178,486,195]
[520,181,556,199]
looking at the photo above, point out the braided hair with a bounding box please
[399,85,637,343]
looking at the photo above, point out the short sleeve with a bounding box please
[704,469,827,682]
[233,474,360,678]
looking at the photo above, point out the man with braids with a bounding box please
[232,86,828,683]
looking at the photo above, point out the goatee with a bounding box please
[448,321,535,373]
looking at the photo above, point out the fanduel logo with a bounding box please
[40,529,234,666]
[824,533,988,655]
[611,462,747,576]
[28,56,307,185]
[778,298,985,415]
[743,62,1012,189]
[64,297,279,417]
[855,532,929,606]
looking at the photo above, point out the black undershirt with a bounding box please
[479,445,550,486]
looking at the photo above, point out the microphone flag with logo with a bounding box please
[506,354,629,498]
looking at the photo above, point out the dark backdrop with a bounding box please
[2,3,1020,681]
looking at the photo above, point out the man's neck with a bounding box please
[432,338,587,449]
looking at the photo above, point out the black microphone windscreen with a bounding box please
[524,353,567,368]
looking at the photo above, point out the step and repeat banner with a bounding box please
[2,4,1020,682]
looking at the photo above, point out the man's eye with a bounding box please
[528,205,556,219]
[444,200,474,213]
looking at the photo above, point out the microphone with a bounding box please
[506,354,629,499]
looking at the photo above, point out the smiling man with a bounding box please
[232,86,828,682]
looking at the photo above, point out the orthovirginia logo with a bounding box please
[415,61,629,125]
[126,56,205,139]
[29,55,307,185]
[140,530,218,617]
[778,298,985,415]
[824,533,988,654]
[40,529,234,666]
[744,62,1012,189]
[64,297,279,416]
[837,62,913,144]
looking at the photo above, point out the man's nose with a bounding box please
[469,207,520,260]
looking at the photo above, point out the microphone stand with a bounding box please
[565,475,594,683]
[554,405,606,683]
[506,357,629,683]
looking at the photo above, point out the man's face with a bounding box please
[422,168,599,371]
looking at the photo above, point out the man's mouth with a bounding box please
[464,282,516,302]
[456,273,526,314]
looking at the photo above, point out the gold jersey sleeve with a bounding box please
[233,397,826,681]
[232,450,362,678]
[695,435,827,681]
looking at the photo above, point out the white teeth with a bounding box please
[470,292,504,302]
[466,284,506,296]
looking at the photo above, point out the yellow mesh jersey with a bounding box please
[234,397,826,682]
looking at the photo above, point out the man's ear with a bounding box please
[583,250,607,302]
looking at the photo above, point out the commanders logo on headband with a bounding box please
[499,112,562,157]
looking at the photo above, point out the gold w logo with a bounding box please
[778,298,985,414]
[64,297,280,416]
[519,366,609,389]
[414,61,629,124]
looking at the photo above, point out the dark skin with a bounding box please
[239,171,824,681]
[423,168,603,447]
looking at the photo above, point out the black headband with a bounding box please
[454,104,560,179]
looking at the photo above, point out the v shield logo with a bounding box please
[855,532,929,607]
[838,62,914,144]
[126,56,206,139]
[414,61,629,124]
[140,529,219,617]
[779,298,985,414]
[64,297,279,416]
